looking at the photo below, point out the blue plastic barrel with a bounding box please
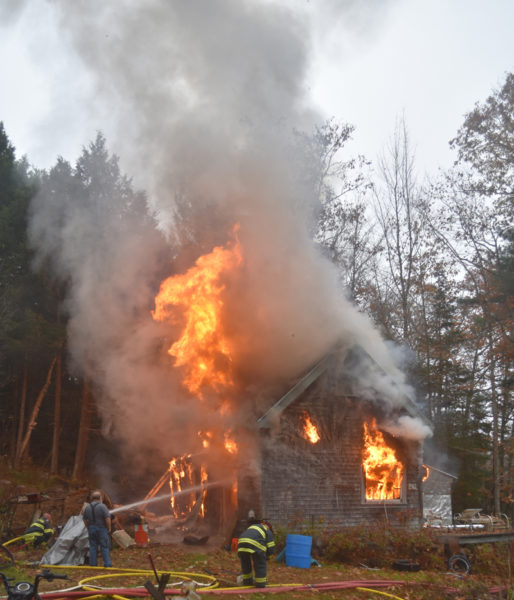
[285,534,312,568]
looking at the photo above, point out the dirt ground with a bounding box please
[2,537,510,600]
[1,475,511,599]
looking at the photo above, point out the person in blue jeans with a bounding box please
[82,490,113,567]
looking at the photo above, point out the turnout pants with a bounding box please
[24,532,46,547]
[238,549,267,588]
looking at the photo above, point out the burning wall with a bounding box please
[257,351,424,530]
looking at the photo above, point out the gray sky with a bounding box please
[0,0,512,175]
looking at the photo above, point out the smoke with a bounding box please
[382,415,433,442]
[27,0,429,481]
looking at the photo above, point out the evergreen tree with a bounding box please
[0,123,63,462]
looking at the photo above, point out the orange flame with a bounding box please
[169,456,191,516]
[363,418,404,500]
[224,430,238,454]
[422,465,430,482]
[198,430,213,448]
[301,410,320,444]
[152,230,242,396]
[155,230,242,520]
[199,465,208,517]
[168,454,208,518]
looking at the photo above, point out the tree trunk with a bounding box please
[50,352,62,474]
[17,355,58,464]
[72,379,92,481]
[488,347,501,515]
[14,361,28,469]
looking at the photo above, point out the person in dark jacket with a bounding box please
[82,490,113,567]
[237,512,275,588]
[24,513,54,547]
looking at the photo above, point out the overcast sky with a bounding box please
[0,0,512,176]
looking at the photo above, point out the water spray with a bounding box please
[110,479,231,514]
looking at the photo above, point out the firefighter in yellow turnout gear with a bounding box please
[237,514,275,588]
[23,513,54,547]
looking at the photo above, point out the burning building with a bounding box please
[248,344,429,530]
[26,1,434,538]
[138,342,430,535]
[142,230,431,534]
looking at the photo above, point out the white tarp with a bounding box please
[41,515,89,565]
[423,494,453,525]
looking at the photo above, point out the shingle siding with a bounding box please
[256,391,423,530]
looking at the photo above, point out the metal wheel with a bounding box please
[448,553,471,574]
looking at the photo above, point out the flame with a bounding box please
[224,430,238,454]
[168,454,206,518]
[166,429,237,520]
[362,418,404,500]
[198,430,213,448]
[152,229,242,396]
[422,465,430,482]
[199,465,208,517]
[154,229,242,520]
[301,410,320,444]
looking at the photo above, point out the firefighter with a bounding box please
[237,511,275,588]
[23,512,54,547]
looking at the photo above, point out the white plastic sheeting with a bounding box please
[41,515,89,565]
[423,494,453,525]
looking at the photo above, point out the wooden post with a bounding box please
[72,379,91,480]
[17,355,58,464]
[50,352,62,474]
[14,361,28,469]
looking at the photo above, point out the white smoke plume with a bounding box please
[382,415,433,442]
[26,0,430,476]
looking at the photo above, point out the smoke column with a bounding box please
[27,0,430,474]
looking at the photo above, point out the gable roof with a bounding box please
[257,342,431,431]
[257,350,333,429]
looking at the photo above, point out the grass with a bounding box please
[0,539,511,600]
[0,462,512,599]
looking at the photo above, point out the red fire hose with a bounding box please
[33,580,443,598]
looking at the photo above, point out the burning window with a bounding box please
[362,418,404,501]
[300,410,320,444]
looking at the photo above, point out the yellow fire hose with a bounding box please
[2,537,25,547]
[0,536,410,600]
[357,587,405,600]
[40,564,219,599]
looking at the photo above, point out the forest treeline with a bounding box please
[0,73,512,517]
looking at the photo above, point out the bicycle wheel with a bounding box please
[0,544,14,569]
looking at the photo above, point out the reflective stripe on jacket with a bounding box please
[24,517,54,542]
[238,523,275,556]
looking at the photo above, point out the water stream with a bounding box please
[110,479,231,514]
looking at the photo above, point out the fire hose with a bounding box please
[1,539,507,599]
[2,564,508,600]
[17,579,413,598]
[2,537,25,547]
[0,561,415,600]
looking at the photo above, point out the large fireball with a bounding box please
[152,230,242,396]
